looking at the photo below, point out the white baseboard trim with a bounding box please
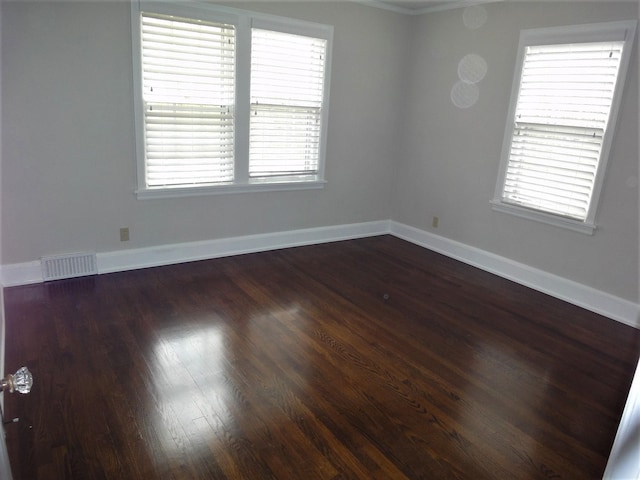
[99,220,391,274]
[389,221,640,329]
[1,219,637,329]
[0,261,41,287]
[0,220,391,287]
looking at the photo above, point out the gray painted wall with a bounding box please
[1,1,409,263]
[1,1,638,304]
[393,1,639,301]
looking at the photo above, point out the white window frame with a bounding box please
[491,20,637,235]
[131,1,333,199]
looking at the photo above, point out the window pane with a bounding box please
[249,29,327,177]
[502,41,624,220]
[141,13,236,187]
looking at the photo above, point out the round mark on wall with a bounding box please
[451,81,479,109]
[458,54,487,84]
[463,5,488,29]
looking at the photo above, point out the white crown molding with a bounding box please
[350,0,416,15]
[414,0,503,15]
[351,0,503,16]
[1,220,637,329]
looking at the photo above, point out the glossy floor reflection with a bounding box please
[4,236,640,479]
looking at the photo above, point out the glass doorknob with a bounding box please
[1,367,33,394]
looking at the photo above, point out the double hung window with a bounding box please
[492,21,636,234]
[249,28,327,178]
[131,2,333,198]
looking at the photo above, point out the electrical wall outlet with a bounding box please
[432,216,439,228]
[120,227,130,242]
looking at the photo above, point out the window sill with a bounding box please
[136,178,326,200]
[490,200,596,235]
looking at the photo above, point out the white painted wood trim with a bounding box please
[0,424,12,480]
[389,221,640,329]
[1,220,637,329]
[603,358,640,479]
[0,221,391,286]
[351,0,503,16]
[98,220,390,274]
[0,262,41,287]
[0,287,5,416]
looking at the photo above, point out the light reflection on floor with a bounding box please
[454,340,551,465]
[148,322,233,465]
[143,305,307,467]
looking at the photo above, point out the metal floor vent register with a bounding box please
[41,252,98,281]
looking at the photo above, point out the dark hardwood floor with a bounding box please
[3,235,639,479]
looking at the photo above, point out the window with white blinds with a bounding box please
[141,13,236,188]
[503,41,623,220]
[249,29,327,178]
[493,21,636,233]
[131,2,333,197]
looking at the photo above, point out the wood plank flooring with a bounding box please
[3,235,639,479]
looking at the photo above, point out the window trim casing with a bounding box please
[491,20,637,235]
[130,1,333,199]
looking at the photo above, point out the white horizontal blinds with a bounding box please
[141,13,236,187]
[503,41,624,220]
[249,29,327,177]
